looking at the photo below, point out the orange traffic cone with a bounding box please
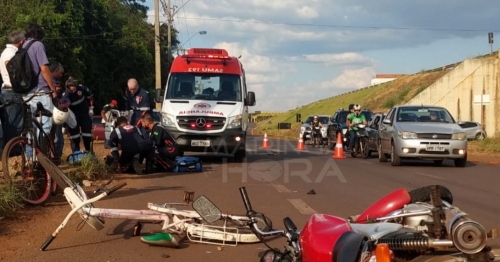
[332,132,346,159]
[297,133,305,150]
[261,133,269,148]
[375,243,392,262]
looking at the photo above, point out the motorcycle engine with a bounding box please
[399,203,434,232]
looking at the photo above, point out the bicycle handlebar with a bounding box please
[0,90,53,109]
[239,187,286,237]
[93,178,114,194]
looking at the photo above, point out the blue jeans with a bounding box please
[0,89,24,154]
[52,124,64,158]
[23,89,54,159]
[348,130,357,149]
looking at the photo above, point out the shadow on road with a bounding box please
[104,185,185,200]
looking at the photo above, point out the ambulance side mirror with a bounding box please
[246,92,256,106]
[155,89,163,103]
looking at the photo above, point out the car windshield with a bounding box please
[337,111,349,123]
[305,116,329,124]
[362,111,372,121]
[165,73,242,102]
[396,106,455,123]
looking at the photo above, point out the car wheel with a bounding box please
[390,142,401,166]
[454,154,467,167]
[378,140,388,162]
[328,137,335,150]
[475,133,485,140]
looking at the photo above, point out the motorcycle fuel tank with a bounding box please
[354,188,411,224]
[300,214,353,262]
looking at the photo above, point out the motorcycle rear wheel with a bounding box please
[408,185,453,205]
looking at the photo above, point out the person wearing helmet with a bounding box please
[49,62,65,165]
[346,104,367,151]
[309,115,323,144]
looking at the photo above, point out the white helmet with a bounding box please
[353,104,361,111]
[52,107,69,125]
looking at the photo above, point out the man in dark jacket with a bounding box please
[62,77,94,153]
[140,114,178,171]
[124,78,153,126]
[109,116,154,175]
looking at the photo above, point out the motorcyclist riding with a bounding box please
[310,115,323,144]
[346,104,367,152]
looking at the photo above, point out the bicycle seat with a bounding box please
[34,102,53,117]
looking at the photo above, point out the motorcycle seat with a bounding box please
[350,222,402,240]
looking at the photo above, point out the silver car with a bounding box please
[378,105,468,167]
[458,121,486,140]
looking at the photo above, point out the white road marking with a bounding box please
[288,199,317,215]
[272,184,291,193]
[415,172,445,180]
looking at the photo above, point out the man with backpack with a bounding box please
[6,24,58,155]
[0,30,26,152]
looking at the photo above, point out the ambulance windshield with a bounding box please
[166,73,242,102]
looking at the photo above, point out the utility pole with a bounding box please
[167,0,172,59]
[154,0,162,110]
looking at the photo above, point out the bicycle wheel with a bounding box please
[2,136,51,205]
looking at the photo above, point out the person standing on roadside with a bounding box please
[62,76,94,154]
[124,78,153,126]
[0,30,25,152]
[49,62,65,164]
[22,24,58,156]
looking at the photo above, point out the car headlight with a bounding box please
[301,126,306,132]
[342,128,347,135]
[321,127,327,131]
[161,113,176,127]
[452,132,467,141]
[398,131,417,139]
[227,114,242,129]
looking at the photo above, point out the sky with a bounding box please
[144,0,500,112]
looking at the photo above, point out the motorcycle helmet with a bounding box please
[52,106,69,125]
[353,104,361,115]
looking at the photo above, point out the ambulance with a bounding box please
[155,48,256,161]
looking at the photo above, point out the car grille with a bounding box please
[176,116,226,130]
[305,127,311,131]
[416,133,452,139]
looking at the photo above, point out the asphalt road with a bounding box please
[12,135,500,262]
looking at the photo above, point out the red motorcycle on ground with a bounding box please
[228,186,499,262]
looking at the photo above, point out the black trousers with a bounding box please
[69,113,92,152]
[155,147,177,171]
[0,90,24,150]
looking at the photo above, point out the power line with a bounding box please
[146,15,497,32]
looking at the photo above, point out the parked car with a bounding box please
[300,115,330,144]
[327,108,373,150]
[378,105,468,167]
[458,121,486,140]
[365,113,386,157]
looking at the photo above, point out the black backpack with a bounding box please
[6,40,39,94]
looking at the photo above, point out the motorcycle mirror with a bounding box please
[192,195,222,223]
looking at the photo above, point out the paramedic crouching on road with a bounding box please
[125,78,152,126]
[109,116,154,175]
[140,114,178,171]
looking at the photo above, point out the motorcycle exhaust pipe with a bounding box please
[450,216,487,255]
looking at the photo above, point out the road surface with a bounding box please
[1,135,499,262]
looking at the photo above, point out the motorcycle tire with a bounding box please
[361,139,369,159]
[408,185,453,205]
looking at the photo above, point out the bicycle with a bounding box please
[1,90,57,205]
[37,153,273,251]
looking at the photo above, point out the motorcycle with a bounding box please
[236,187,395,262]
[347,185,499,262]
[350,123,369,158]
[310,125,325,148]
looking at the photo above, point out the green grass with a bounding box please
[67,154,112,184]
[0,184,23,218]
[256,70,448,139]
[469,137,500,154]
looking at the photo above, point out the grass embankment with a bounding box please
[255,70,448,139]
[469,137,500,154]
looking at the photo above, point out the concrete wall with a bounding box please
[371,78,396,86]
[407,51,500,137]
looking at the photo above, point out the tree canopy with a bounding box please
[0,0,180,111]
